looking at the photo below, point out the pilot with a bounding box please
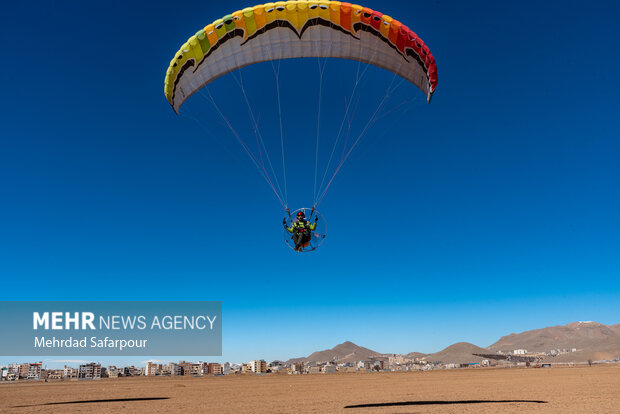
[283,211,318,252]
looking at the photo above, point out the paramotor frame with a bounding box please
[283,207,327,252]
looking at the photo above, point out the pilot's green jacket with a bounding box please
[286,219,316,234]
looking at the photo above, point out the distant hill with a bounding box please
[283,321,619,366]
[285,341,380,365]
[425,342,489,364]
[404,351,428,360]
[284,356,307,365]
[487,321,620,354]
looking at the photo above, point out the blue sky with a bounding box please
[1,1,619,367]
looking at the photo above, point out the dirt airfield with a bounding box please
[1,365,618,413]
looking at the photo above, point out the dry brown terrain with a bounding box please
[1,365,618,413]
[488,321,620,354]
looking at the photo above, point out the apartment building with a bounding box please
[181,363,190,376]
[63,365,76,378]
[107,366,121,378]
[46,370,63,380]
[18,362,42,379]
[145,362,159,376]
[250,360,267,374]
[190,363,201,376]
[78,363,102,380]
[201,362,210,375]
[8,364,19,376]
[208,363,223,375]
[169,363,183,376]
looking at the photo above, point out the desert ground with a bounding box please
[1,365,618,413]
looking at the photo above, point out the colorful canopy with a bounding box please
[164,1,438,113]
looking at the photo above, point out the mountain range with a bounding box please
[488,321,620,352]
[285,321,620,365]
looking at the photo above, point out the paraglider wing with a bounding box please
[164,1,438,113]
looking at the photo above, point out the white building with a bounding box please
[63,366,76,378]
[250,360,267,373]
[145,362,158,376]
[169,363,182,376]
[513,349,527,355]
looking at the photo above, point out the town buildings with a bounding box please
[5,348,606,383]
